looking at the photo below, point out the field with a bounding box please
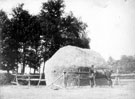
[0,79,135,99]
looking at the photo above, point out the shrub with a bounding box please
[0,73,14,85]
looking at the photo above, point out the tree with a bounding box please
[0,10,18,73]
[9,4,32,73]
[109,55,135,73]
[107,56,115,65]
[26,49,41,73]
[120,55,135,73]
[0,10,5,70]
[0,10,8,58]
[60,12,90,48]
[25,15,42,73]
[0,0,91,74]
[40,0,90,58]
[39,0,90,74]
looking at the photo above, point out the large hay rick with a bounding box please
[45,45,106,87]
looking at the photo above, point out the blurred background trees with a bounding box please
[107,55,135,73]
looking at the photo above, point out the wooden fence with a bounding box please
[11,72,135,87]
[11,73,46,87]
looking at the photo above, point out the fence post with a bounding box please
[28,75,31,87]
[16,74,19,86]
[78,69,80,87]
[63,71,67,88]
[37,73,42,86]
[115,69,120,85]
[89,68,91,86]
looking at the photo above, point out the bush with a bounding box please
[0,73,14,85]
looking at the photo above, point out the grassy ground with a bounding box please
[0,79,135,99]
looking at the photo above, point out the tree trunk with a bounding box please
[7,69,9,74]
[42,60,46,79]
[34,69,36,74]
[39,66,40,74]
[21,44,25,74]
[21,65,25,74]
[29,68,31,74]
[16,57,19,73]
[42,60,45,74]
[17,66,18,73]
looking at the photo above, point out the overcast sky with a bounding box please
[0,0,135,60]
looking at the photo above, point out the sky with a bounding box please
[0,0,135,60]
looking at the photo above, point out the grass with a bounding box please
[0,79,135,99]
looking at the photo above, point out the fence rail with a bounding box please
[112,73,135,77]
[11,73,46,86]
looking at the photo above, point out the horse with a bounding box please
[77,66,113,87]
[93,69,113,87]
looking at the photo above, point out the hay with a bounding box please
[45,45,106,86]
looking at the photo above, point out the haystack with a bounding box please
[45,45,106,86]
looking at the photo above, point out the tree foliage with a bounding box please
[40,0,90,57]
[9,4,33,73]
[0,10,18,73]
[0,0,90,73]
[107,55,135,73]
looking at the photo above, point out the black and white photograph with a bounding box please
[0,0,135,99]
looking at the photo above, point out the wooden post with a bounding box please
[28,75,31,87]
[63,71,67,88]
[115,69,120,85]
[89,68,91,86]
[47,74,63,87]
[78,69,80,87]
[93,75,96,87]
[37,73,42,86]
[16,74,19,86]
[39,67,41,74]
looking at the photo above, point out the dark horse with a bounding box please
[90,69,113,87]
[77,66,113,87]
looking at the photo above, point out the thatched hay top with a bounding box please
[46,45,106,69]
